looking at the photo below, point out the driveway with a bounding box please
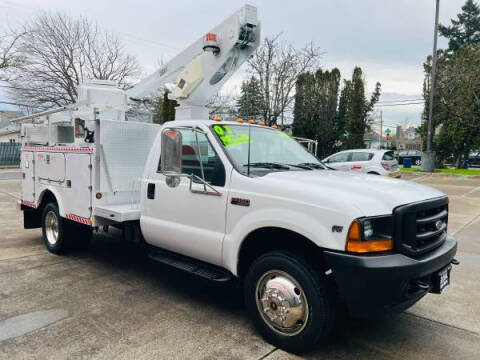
[0,174,479,359]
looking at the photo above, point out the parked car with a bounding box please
[322,149,400,178]
[397,150,423,166]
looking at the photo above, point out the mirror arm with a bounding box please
[190,174,222,196]
[194,130,207,192]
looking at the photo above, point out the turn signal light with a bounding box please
[346,220,393,253]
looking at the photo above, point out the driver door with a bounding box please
[141,127,229,266]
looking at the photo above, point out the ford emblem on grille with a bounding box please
[435,220,444,230]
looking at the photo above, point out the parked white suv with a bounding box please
[323,149,400,178]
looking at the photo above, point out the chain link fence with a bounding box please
[0,142,21,166]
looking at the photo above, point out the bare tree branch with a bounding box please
[2,12,140,109]
[247,34,321,126]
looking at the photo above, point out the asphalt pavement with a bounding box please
[0,173,479,359]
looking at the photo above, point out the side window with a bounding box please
[351,152,372,162]
[158,130,225,186]
[328,152,350,163]
[382,151,395,160]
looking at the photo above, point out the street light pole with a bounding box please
[423,0,440,172]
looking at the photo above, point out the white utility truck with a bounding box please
[16,5,458,353]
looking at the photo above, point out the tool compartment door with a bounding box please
[64,153,92,219]
[21,151,35,203]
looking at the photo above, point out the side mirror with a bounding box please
[161,129,182,187]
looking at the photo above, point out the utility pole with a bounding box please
[423,0,440,172]
[379,111,383,149]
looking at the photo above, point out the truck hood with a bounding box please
[262,170,445,216]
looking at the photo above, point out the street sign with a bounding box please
[385,128,391,135]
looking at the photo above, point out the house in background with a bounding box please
[396,126,422,151]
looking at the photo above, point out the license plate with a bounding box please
[431,265,451,294]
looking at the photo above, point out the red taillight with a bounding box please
[381,161,390,170]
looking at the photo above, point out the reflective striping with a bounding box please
[22,200,37,209]
[22,146,94,153]
[65,213,93,226]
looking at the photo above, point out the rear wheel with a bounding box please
[244,251,335,353]
[42,202,69,254]
[368,171,380,175]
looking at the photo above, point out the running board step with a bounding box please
[148,249,233,283]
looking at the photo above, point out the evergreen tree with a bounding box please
[334,80,351,148]
[152,89,177,124]
[343,67,381,149]
[293,68,341,157]
[439,0,480,52]
[236,76,264,118]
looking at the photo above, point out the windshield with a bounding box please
[211,124,321,175]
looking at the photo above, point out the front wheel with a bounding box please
[244,251,335,353]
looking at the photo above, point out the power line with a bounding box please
[0,100,39,108]
[375,102,424,107]
[377,98,424,104]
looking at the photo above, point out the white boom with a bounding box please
[127,4,260,120]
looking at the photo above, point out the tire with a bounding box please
[41,202,71,254]
[244,251,335,353]
[368,172,380,175]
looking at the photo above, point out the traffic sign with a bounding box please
[385,128,391,135]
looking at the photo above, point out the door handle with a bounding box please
[147,183,155,199]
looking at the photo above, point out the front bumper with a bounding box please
[324,234,457,317]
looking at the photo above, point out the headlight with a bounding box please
[346,216,394,253]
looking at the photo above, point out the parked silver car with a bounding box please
[323,149,401,178]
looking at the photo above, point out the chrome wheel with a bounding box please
[255,270,309,336]
[45,210,59,246]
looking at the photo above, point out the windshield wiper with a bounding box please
[296,162,326,170]
[243,162,291,170]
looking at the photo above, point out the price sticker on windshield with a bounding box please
[213,125,250,147]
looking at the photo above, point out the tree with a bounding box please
[422,46,480,167]
[439,0,480,52]
[292,68,341,157]
[248,34,321,126]
[207,94,237,120]
[236,76,264,118]
[0,32,24,79]
[343,67,381,149]
[3,13,139,109]
[151,89,178,124]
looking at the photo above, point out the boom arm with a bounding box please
[126,4,260,120]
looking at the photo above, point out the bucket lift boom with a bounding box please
[126,4,260,120]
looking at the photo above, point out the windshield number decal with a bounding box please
[213,125,250,147]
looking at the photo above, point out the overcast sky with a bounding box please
[0,0,468,130]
